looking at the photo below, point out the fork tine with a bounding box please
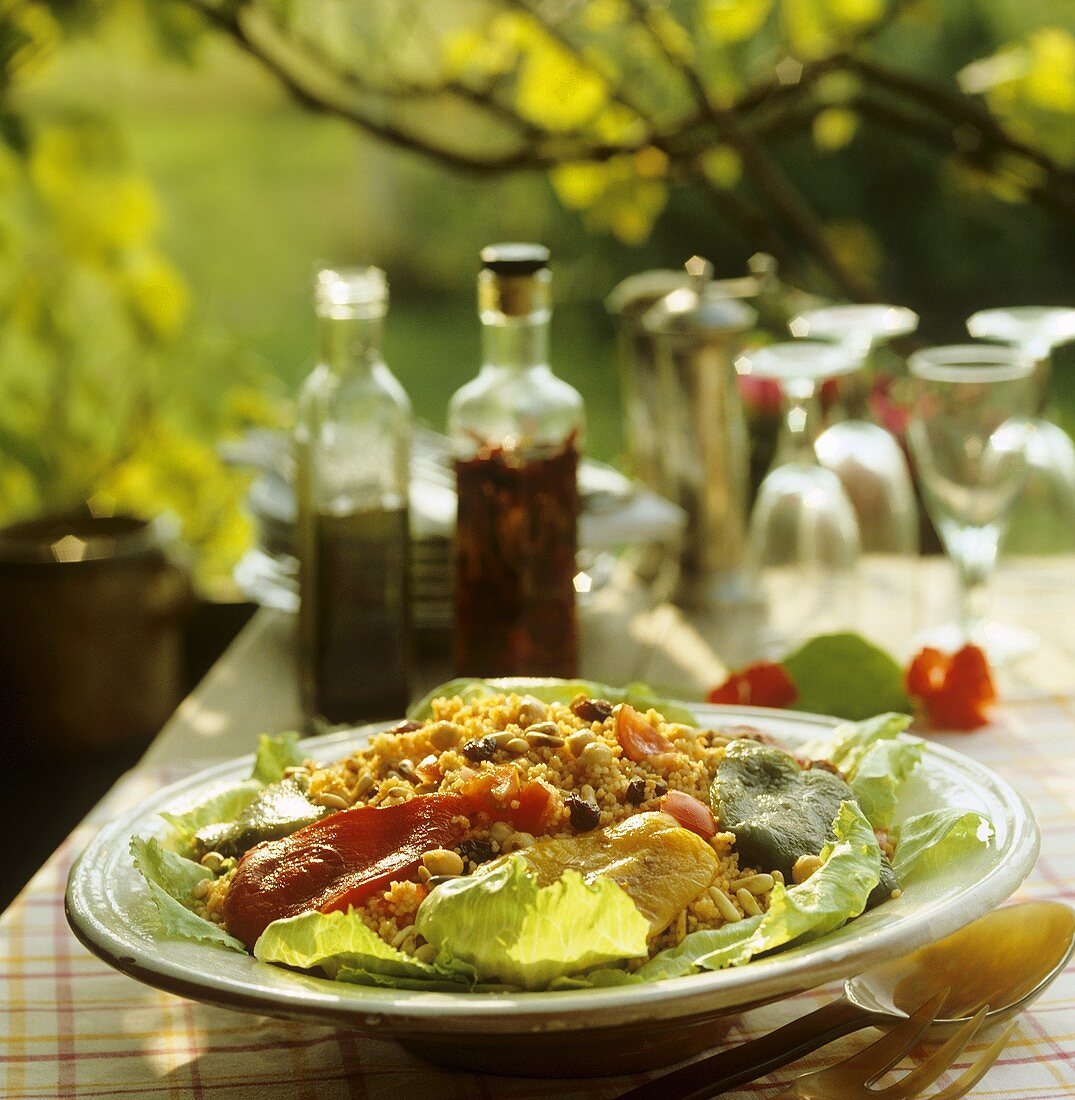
[834,991,948,1078]
[928,1020,1019,1100]
[871,1005,988,1097]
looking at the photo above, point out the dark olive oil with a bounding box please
[297,507,410,723]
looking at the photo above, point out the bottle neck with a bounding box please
[317,312,384,374]
[480,314,549,374]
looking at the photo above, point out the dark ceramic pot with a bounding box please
[0,510,193,755]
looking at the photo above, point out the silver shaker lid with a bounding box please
[641,256,756,338]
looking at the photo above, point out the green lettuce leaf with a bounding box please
[253,909,474,990]
[893,809,995,882]
[407,677,697,725]
[251,732,305,785]
[799,712,913,779]
[638,802,880,981]
[415,853,651,990]
[159,780,263,855]
[130,836,244,952]
[849,739,924,829]
[783,634,910,720]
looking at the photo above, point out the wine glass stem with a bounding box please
[953,526,1000,639]
[777,381,820,466]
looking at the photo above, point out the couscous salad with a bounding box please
[131,678,992,991]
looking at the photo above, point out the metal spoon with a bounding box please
[620,900,1075,1100]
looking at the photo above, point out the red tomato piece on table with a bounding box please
[905,644,996,731]
[660,791,717,838]
[707,662,798,708]
[615,703,674,761]
[906,647,948,699]
[223,793,471,950]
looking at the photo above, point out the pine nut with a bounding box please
[737,888,762,917]
[730,873,774,895]
[709,886,741,923]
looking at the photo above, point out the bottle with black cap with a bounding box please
[449,243,585,676]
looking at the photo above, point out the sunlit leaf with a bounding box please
[702,0,774,45]
[515,36,607,131]
[813,107,859,150]
[700,144,742,187]
[1024,28,1075,113]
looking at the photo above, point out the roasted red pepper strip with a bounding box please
[708,662,798,709]
[223,793,471,950]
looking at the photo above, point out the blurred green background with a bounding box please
[1,0,1074,590]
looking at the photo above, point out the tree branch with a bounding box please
[623,0,878,301]
[185,0,661,174]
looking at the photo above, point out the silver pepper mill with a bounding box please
[642,256,757,608]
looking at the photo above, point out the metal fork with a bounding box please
[773,992,1017,1099]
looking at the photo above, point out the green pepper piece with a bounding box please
[711,740,874,885]
[193,777,329,860]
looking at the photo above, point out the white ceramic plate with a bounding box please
[66,706,1039,1077]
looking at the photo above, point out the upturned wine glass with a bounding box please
[791,304,920,555]
[966,307,1075,557]
[738,342,862,651]
[907,344,1037,663]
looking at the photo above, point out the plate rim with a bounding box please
[65,704,1041,1032]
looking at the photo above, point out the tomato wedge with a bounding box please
[661,791,717,838]
[223,793,471,950]
[615,703,674,761]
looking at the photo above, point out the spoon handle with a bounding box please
[617,996,876,1100]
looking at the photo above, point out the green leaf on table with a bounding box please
[251,732,305,785]
[638,801,881,981]
[416,853,651,990]
[783,633,911,721]
[254,909,474,991]
[407,677,697,725]
[159,780,263,855]
[130,836,245,952]
[893,809,994,882]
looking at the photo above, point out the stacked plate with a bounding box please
[225,428,684,637]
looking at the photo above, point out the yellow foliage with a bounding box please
[826,0,885,28]
[30,126,159,260]
[220,384,289,432]
[703,0,774,45]
[700,144,743,187]
[815,71,861,105]
[551,155,668,243]
[584,0,629,32]
[7,1,61,77]
[780,0,831,58]
[95,420,253,590]
[122,251,190,340]
[1023,28,1075,113]
[813,107,859,150]
[647,9,695,63]
[779,0,885,56]
[515,34,608,131]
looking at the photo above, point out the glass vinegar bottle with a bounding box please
[294,267,411,724]
[449,244,585,677]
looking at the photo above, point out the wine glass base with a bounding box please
[912,620,1040,667]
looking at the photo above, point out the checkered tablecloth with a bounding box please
[3,588,1075,1098]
